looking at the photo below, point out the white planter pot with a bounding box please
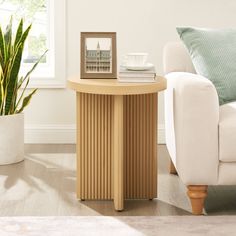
[0,113,24,165]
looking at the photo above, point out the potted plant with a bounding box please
[0,18,46,165]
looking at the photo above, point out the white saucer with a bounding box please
[122,63,154,71]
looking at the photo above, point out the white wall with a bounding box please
[24,0,236,143]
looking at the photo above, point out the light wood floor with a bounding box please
[0,145,234,216]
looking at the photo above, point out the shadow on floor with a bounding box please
[0,153,77,215]
[1,145,236,216]
[205,185,236,215]
[80,199,191,216]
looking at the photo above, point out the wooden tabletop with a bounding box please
[67,76,167,95]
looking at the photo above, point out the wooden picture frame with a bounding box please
[81,32,117,79]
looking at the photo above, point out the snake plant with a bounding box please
[0,18,47,115]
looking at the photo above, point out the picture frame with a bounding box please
[80,32,117,79]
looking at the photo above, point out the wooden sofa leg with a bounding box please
[169,159,178,175]
[187,185,208,215]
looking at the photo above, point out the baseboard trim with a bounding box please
[158,124,166,144]
[25,124,166,144]
[25,124,76,144]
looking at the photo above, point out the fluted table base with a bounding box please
[76,92,158,211]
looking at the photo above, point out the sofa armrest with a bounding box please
[165,72,219,185]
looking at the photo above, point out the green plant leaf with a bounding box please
[17,89,37,114]
[4,17,12,45]
[10,78,19,114]
[17,76,24,88]
[18,24,32,48]
[5,43,23,114]
[4,17,13,61]
[15,77,30,110]
[0,26,6,68]
[18,49,48,89]
[14,19,23,48]
[0,79,4,115]
[0,17,46,115]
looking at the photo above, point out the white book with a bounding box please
[118,66,156,81]
[119,74,156,81]
[119,66,156,75]
[118,77,156,83]
[118,76,155,80]
[119,74,156,78]
[118,79,156,83]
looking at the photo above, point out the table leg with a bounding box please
[124,94,157,200]
[113,95,124,211]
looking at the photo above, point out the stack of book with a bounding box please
[118,66,156,83]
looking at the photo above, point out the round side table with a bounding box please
[67,76,166,211]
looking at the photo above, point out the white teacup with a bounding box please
[125,53,148,66]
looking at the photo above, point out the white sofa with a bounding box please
[163,42,236,215]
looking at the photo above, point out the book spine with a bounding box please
[119,74,155,78]
[118,74,156,78]
[118,80,156,83]
[119,72,156,75]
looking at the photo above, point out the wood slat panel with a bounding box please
[77,93,113,200]
[124,93,157,199]
[153,93,158,197]
[77,92,157,201]
[113,95,124,210]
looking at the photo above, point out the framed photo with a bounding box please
[80,32,117,79]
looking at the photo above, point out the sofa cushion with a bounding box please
[177,27,236,105]
[219,101,236,162]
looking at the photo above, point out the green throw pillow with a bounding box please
[177,27,236,105]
